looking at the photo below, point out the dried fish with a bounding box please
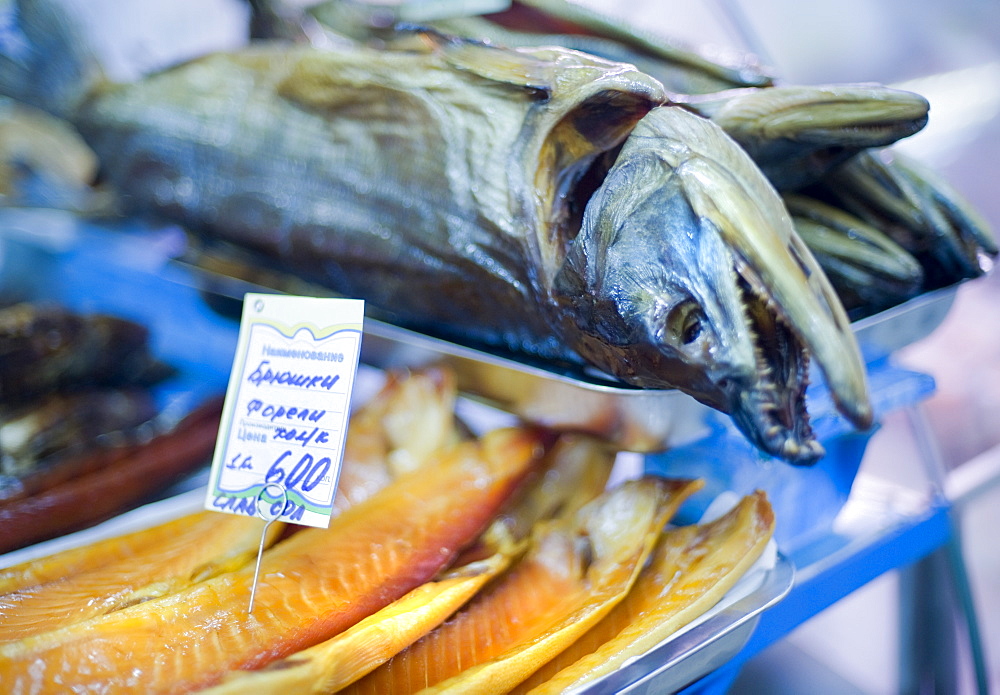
[202,434,619,694]
[0,3,881,463]
[517,491,774,693]
[0,303,165,405]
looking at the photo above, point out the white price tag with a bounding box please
[205,293,364,529]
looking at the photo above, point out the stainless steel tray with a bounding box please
[359,317,713,452]
[0,486,794,695]
[852,284,958,362]
[574,551,794,694]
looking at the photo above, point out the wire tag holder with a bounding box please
[248,482,289,614]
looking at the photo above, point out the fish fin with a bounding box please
[430,33,556,93]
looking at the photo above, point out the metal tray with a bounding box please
[574,551,794,694]
[852,284,958,362]
[0,484,794,695]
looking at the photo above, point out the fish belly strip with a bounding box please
[0,511,204,594]
[0,404,220,554]
[350,478,685,694]
[346,550,581,694]
[203,553,512,695]
[0,511,280,641]
[0,369,452,613]
[0,371,450,639]
[420,479,701,694]
[0,427,542,694]
[520,491,775,694]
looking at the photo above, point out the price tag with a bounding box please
[205,293,364,529]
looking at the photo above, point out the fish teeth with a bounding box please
[781,439,801,458]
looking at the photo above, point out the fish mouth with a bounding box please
[728,271,823,464]
[557,106,873,464]
[640,106,874,463]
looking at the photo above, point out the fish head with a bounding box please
[553,107,873,464]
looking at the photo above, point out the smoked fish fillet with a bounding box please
[203,542,515,695]
[332,367,461,514]
[345,477,701,695]
[517,491,775,694]
[201,434,619,694]
[0,510,205,595]
[0,511,281,642]
[0,426,544,694]
[0,367,460,641]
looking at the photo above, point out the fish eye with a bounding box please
[666,300,705,346]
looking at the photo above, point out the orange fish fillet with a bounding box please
[0,368,460,641]
[201,434,617,694]
[0,511,205,595]
[345,477,701,695]
[0,511,283,642]
[204,543,515,695]
[0,426,544,694]
[517,491,775,694]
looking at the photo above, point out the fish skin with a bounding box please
[325,11,773,96]
[816,149,998,289]
[73,38,664,358]
[0,426,545,694]
[0,400,222,554]
[684,83,930,190]
[0,389,157,481]
[516,491,775,693]
[556,106,870,462]
[358,9,990,309]
[343,477,701,694]
[313,8,929,192]
[500,0,771,89]
[0,303,164,405]
[784,193,925,317]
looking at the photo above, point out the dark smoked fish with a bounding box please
[0,303,165,405]
[2,6,874,463]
